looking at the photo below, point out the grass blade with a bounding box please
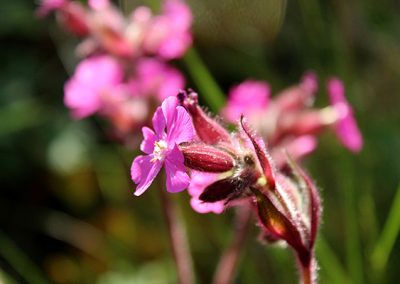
[316,236,351,284]
[183,48,226,112]
[0,231,51,284]
[371,183,400,273]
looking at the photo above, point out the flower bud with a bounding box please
[180,143,235,172]
[58,2,90,37]
[178,90,231,145]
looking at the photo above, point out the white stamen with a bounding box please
[151,140,168,162]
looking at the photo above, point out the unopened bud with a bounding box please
[180,143,235,172]
[178,90,231,145]
[58,2,89,37]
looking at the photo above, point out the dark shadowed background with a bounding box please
[1,0,400,283]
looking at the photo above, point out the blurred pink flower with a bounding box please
[133,58,185,100]
[36,0,67,17]
[143,0,192,59]
[131,96,195,195]
[327,78,363,152]
[64,55,123,118]
[38,0,89,36]
[88,0,110,11]
[223,80,270,122]
[273,71,318,112]
[88,4,134,58]
[188,172,225,214]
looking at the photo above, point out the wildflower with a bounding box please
[179,90,231,145]
[327,77,363,152]
[132,58,185,100]
[64,55,124,118]
[187,172,225,214]
[131,96,195,196]
[143,0,193,59]
[223,80,270,122]
[37,0,89,36]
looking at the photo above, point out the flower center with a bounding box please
[151,140,168,162]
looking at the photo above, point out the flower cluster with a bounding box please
[222,73,363,168]
[131,91,326,282]
[38,0,192,137]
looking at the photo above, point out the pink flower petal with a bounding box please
[140,127,156,154]
[188,172,224,214]
[64,78,101,118]
[64,55,124,118]
[327,78,363,152]
[167,106,194,145]
[190,198,225,214]
[131,155,163,196]
[152,107,166,137]
[164,145,190,193]
[161,96,179,132]
[88,0,109,10]
[223,80,270,121]
[134,59,185,100]
[36,0,66,17]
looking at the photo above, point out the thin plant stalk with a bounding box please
[183,48,226,112]
[158,175,195,284]
[212,205,252,284]
[297,254,316,284]
[371,183,400,275]
[0,231,51,284]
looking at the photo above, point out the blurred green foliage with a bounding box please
[1,0,400,283]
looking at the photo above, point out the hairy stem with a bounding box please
[297,253,316,284]
[158,183,195,284]
[212,205,252,284]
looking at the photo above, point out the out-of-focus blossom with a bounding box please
[273,71,318,112]
[188,172,225,214]
[88,4,134,58]
[143,0,193,59]
[64,55,123,118]
[88,0,109,11]
[36,0,67,17]
[221,72,362,167]
[133,58,185,100]
[38,0,89,36]
[179,91,232,145]
[223,80,270,122]
[271,135,318,169]
[131,96,195,195]
[327,77,363,152]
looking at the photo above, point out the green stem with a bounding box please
[0,231,51,284]
[338,159,364,283]
[316,236,351,284]
[371,183,400,275]
[183,48,226,112]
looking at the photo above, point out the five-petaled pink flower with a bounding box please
[131,96,195,196]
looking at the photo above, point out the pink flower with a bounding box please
[223,80,270,122]
[327,78,363,152]
[188,172,225,214]
[143,0,192,59]
[131,96,195,195]
[88,0,110,10]
[133,58,185,100]
[36,0,67,17]
[64,55,123,118]
[273,72,318,113]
